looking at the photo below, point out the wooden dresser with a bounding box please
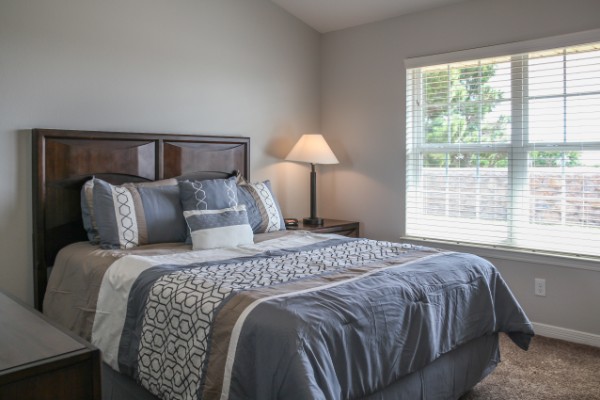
[0,291,101,399]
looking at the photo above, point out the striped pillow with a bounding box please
[184,205,254,250]
[237,180,285,233]
[92,178,187,249]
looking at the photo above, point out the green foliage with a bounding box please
[421,64,581,168]
[530,151,580,167]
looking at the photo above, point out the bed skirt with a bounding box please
[102,333,499,400]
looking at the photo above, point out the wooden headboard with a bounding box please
[32,129,250,310]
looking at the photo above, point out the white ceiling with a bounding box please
[271,0,471,33]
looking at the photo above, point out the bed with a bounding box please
[33,129,534,400]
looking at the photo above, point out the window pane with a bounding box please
[529,98,564,143]
[407,151,509,244]
[481,100,511,143]
[424,106,450,143]
[566,51,600,94]
[424,105,471,145]
[567,94,600,142]
[487,62,512,99]
[453,102,478,144]
[423,70,449,106]
[423,63,510,144]
[520,151,600,253]
[529,54,564,97]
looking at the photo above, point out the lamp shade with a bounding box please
[285,134,339,165]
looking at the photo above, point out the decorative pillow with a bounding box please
[178,176,238,211]
[237,180,285,233]
[82,177,180,245]
[179,176,239,242]
[92,178,187,249]
[184,205,254,250]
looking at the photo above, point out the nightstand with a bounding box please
[287,218,360,237]
[0,291,101,400]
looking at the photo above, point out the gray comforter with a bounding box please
[110,237,533,400]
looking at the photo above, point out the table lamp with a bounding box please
[285,134,339,225]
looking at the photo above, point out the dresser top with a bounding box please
[0,292,86,372]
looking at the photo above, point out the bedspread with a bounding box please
[87,232,533,400]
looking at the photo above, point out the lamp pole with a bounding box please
[304,163,323,225]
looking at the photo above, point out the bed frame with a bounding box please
[32,129,250,311]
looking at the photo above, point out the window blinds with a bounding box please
[406,41,600,258]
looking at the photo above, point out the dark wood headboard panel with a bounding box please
[32,129,250,310]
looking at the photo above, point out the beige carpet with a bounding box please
[461,334,600,400]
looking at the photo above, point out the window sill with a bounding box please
[400,236,600,272]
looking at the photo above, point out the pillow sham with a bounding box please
[92,178,187,249]
[237,180,285,233]
[82,177,180,245]
[178,176,239,243]
[184,205,254,250]
[178,176,239,212]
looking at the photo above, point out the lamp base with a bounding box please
[303,217,324,226]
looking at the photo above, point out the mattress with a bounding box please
[44,231,533,400]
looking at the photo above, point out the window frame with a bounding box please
[404,30,600,262]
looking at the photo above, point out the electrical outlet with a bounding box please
[534,278,546,297]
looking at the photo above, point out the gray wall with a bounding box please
[321,0,600,336]
[0,0,320,304]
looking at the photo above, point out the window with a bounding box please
[406,40,600,258]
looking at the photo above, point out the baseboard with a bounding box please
[532,322,600,348]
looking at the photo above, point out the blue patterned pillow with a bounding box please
[178,176,238,211]
[179,176,239,242]
[184,205,254,250]
[92,178,187,249]
[237,180,285,233]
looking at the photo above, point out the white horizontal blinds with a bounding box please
[406,41,600,258]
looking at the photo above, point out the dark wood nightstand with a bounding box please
[287,218,360,237]
[0,291,101,400]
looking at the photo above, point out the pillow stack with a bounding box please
[81,175,286,251]
[179,177,251,250]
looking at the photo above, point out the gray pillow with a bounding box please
[237,180,285,233]
[92,178,187,249]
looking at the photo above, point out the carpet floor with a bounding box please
[461,334,600,400]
